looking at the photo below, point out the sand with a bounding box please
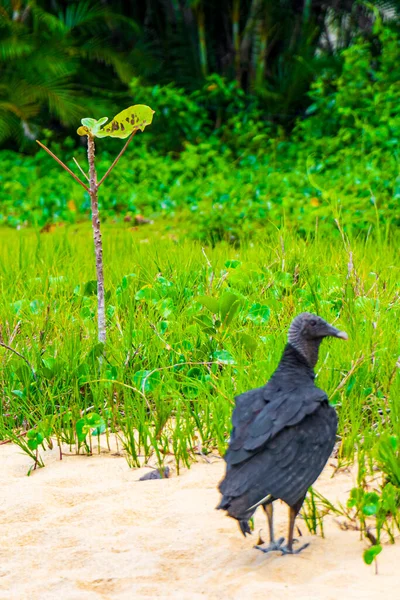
[1,442,399,600]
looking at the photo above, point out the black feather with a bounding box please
[218,341,338,524]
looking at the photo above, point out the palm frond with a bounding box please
[0,34,34,60]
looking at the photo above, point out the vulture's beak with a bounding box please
[328,325,348,340]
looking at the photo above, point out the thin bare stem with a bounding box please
[0,341,37,380]
[97,130,137,188]
[0,431,28,445]
[73,157,90,182]
[201,247,214,292]
[87,135,106,344]
[36,140,89,192]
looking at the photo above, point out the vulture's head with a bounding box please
[288,312,348,367]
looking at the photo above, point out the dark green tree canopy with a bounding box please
[0,0,398,147]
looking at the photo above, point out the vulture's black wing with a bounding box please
[218,381,337,518]
[224,381,327,466]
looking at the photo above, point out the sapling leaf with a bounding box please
[77,117,109,137]
[81,118,97,129]
[96,105,155,139]
[77,126,89,136]
[363,545,382,565]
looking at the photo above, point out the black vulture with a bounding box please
[217,312,348,555]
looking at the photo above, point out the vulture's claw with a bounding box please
[254,537,285,553]
[279,542,309,555]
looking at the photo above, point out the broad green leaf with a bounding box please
[347,487,364,509]
[83,280,98,296]
[85,413,104,427]
[76,418,89,442]
[224,260,241,269]
[237,332,258,353]
[193,314,216,334]
[87,342,104,361]
[196,295,219,314]
[134,369,161,393]
[27,429,44,450]
[363,545,382,565]
[187,367,203,379]
[246,303,270,324]
[27,439,39,450]
[158,298,174,318]
[106,305,115,319]
[213,349,235,365]
[135,286,159,302]
[41,367,54,380]
[30,299,44,314]
[92,424,106,436]
[80,306,93,319]
[362,492,380,515]
[158,321,168,335]
[16,365,32,384]
[362,503,378,516]
[105,366,118,380]
[219,292,241,326]
[364,492,380,505]
[96,105,154,139]
[182,384,199,398]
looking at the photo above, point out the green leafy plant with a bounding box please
[76,412,106,453]
[195,291,257,357]
[37,104,154,343]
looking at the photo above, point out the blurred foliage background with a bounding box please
[1,0,399,147]
[0,0,399,236]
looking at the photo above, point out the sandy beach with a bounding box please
[1,441,399,600]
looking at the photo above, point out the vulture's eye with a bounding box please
[310,319,316,326]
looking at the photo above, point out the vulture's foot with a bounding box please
[279,542,309,555]
[254,537,285,553]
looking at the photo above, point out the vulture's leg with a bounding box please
[254,503,284,553]
[280,496,309,555]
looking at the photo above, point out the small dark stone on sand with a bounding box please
[139,466,170,481]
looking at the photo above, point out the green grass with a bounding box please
[0,223,399,473]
